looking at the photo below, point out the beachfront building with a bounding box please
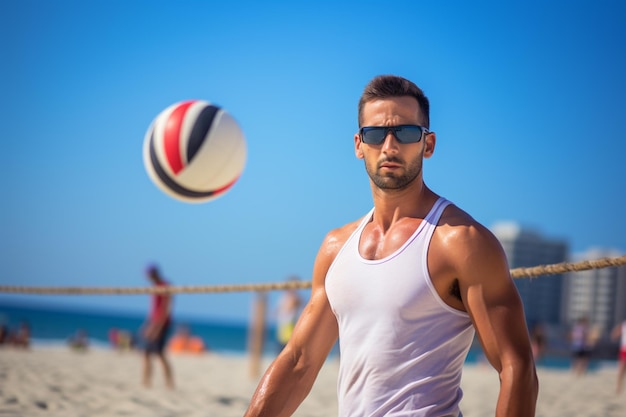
[491,222,568,327]
[562,248,626,336]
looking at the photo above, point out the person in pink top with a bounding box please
[141,264,174,389]
[243,75,537,417]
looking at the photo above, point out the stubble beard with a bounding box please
[365,156,423,191]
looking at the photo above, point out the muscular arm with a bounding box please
[244,231,342,417]
[442,220,538,417]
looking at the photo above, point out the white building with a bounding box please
[563,248,626,335]
[491,222,568,327]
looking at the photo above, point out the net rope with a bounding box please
[0,255,624,296]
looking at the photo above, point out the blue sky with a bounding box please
[1,0,625,323]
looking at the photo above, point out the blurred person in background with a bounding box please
[141,264,174,389]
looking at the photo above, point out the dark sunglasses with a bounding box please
[359,125,430,145]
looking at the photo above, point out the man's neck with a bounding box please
[370,181,436,231]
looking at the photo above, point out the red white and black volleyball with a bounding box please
[143,100,247,203]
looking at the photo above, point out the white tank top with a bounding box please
[326,197,475,417]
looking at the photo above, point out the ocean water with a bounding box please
[0,301,274,355]
[0,301,608,370]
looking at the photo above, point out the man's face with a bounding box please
[148,270,159,284]
[355,96,432,191]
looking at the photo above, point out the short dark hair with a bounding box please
[358,75,430,128]
[146,264,159,276]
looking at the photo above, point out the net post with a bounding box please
[248,291,267,379]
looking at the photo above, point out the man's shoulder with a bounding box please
[432,203,510,284]
[437,203,498,248]
[309,215,368,286]
[325,217,363,246]
[318,214,368,259]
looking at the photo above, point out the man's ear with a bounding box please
[423,132,436,159]
[355,133,364,159]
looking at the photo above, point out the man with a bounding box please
[243,75,538,416]
[142,264,174,389]
[569,316,593,376]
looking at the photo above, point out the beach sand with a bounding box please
[1,346,623,417]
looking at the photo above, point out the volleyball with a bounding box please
[143,100,247,203]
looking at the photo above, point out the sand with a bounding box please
[0,346,623,417]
